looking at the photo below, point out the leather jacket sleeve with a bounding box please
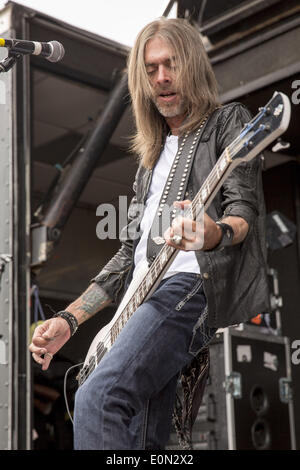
[91,166,144,303]
[216,104,261,226]
[195,103,269,328]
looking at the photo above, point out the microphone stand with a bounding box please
[0,50,23,73]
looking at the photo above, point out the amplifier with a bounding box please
[168,326,296,450]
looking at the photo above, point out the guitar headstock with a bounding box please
[228,92,291,163]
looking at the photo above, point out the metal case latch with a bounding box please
[225,372,242,399]
[279,377,293,404]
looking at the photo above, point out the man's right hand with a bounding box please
[29,283,112,371]
[29,317,71,371]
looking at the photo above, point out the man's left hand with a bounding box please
[164,200,222,251]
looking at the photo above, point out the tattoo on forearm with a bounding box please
[74,285,111,321]
[82,288,110,314]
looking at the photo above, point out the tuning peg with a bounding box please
[259,106,271,115]
[260,124,271,131]
[272,138,291,153]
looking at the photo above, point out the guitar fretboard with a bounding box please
[109,149,233,347]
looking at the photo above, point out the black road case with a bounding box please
[168,326,296,450]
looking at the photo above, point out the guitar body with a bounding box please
[82,261,150,371]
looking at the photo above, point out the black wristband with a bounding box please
[215,222,234,250]
[53,310,78,336]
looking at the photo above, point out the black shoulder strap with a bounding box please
[146,116,210,264]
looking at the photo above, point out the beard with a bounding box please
[154,98,186,118]
[151,87,187,118]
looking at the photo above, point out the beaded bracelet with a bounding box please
[53,310,78,336]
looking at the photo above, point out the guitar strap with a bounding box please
[145,111,220,449]
[146,115,209,264]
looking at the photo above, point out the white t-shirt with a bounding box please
[132,134,200,279]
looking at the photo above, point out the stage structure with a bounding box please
[0,0,132,449]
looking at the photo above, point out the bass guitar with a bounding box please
[77,91,291,387]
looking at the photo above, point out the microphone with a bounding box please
[0,38,65,62]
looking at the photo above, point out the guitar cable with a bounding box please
[63,361,84,425]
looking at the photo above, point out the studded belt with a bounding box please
[146,115,209,264]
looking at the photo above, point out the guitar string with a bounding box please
[79,113,264,382]
[79,150,233,383]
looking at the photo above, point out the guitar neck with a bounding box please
[110,146,234,344]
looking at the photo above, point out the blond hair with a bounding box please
[127,17,220,169]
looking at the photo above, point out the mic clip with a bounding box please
[0,50,22,73]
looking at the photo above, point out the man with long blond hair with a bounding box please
[29,18,269,449]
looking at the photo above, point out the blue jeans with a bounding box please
[73,272,216,450]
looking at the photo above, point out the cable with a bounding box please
[63,362,84,425]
